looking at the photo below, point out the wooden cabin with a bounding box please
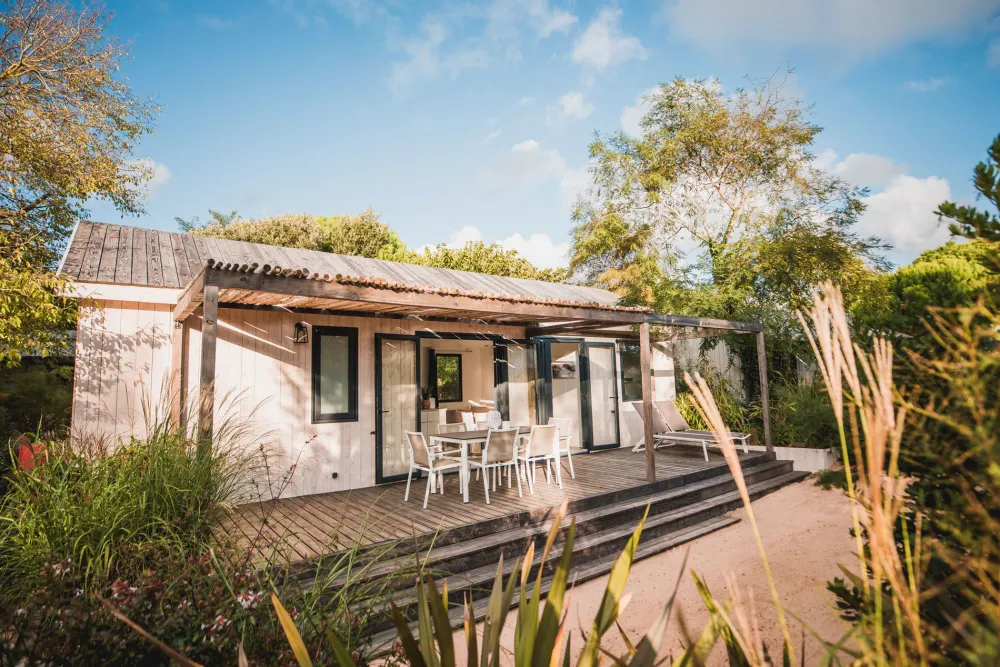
[59,221,772,500]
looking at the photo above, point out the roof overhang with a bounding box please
[173,265,763,340]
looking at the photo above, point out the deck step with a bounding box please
[367,469,809,639]
[291,451,779,578]
[305,458,794,593]
[368,513,741,653]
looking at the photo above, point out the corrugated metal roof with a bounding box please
[60,221,625,309]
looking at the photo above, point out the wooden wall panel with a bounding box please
[77,302,692,498]
[70,300,174,447]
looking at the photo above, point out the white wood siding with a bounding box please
[71,300,175,446]
[72,297,677,498]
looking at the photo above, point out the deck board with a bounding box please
[223,447,742,563]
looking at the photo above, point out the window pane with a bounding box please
[436,355,462,403]
[319,334,351,415]
[620,344,643,402]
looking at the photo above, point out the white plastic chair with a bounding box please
[469,428,521,503]
[515,424,561,493]
[403,431,463,509]
[548,417,576,479]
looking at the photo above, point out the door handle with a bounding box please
[380,410,390,414]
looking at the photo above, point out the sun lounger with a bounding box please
[629,401,709,461]
[654,400,752,460]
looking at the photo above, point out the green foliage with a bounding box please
[2,538,393,665]
[0,417,260,595]
[936,133,1000,242]
[184,206,565,282]
[859,240,1000,339]
[0,358,74,442]
[0,411,397,665]
[769,379,841,450]
[675,369,761,443]
[417,240,567,282]
[1,0,157,363]
[570,72,888,396]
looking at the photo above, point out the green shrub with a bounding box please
[0,410,397,665]
[0,422,258,594]
[770,378,841,449]
[0,358,74,442]
[675,367,762,442]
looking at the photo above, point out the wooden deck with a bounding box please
[224,447,744,564]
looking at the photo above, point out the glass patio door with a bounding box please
[583,342,620,450]
[375,334,420,483]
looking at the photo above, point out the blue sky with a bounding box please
[90,0,1000,268]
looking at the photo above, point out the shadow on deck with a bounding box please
[222,447,754,565]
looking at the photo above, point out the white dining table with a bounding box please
[430,426,531,502]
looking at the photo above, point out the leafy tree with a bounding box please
[189,213,327,250]
[185,207,566,281]
[187,208,412,261]
[571,73,888,376]
[319,209,410,261]
[936,133,1000,242]
[0,0,157,364]
[174,209,239,233]
[418,240,567,282]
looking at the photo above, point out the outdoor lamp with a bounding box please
[293,322,309,344]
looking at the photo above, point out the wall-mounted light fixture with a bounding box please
[293,322,309,344]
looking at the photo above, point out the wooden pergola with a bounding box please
[173,264,771,483]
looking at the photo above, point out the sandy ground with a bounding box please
[451,477,857,665]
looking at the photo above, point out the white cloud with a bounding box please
[521,0,577,36]
[819,150,952,260]
[571,7,648,70]
[620,86,659,135]
[482,129,503,143]
[558,91,594,119]
[823,151,909,189]
[905,77,950,92]
[858,175,952,257]
[437,226,571,269]
[547,91,595,125]
[127,158,172,198]
[390,17,489,91]
[664,0,999,60]
[483,139,568,188]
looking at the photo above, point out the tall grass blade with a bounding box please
[271,593,314,667]
[577,506,649,667]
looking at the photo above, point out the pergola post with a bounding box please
[639,322,656,483]
[197,285,219,456]
[755,330,773,451]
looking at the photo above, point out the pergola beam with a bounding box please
[197,285,219,457]
[756,330,773,451]
[205,268,649,325]
[639,322,656,483]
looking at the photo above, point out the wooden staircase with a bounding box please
[301,449,809,650]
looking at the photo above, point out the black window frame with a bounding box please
[619,343,643,403]
[434,353,464,403]
[311,326,359,423]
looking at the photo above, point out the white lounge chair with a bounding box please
[655,400,752,456]
[630,400,750,461]
[629,400,703,458]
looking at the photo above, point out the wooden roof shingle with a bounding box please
[60,221,625,309]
